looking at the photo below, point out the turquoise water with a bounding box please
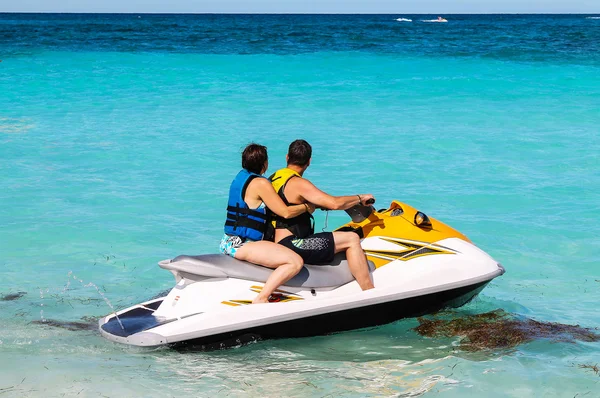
[1,14,600,397]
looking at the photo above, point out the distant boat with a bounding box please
[395,18,412,22]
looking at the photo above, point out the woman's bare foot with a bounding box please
[252,295,269,304]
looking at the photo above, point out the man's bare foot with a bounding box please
[358,280,375,291]
[252,295,269,304]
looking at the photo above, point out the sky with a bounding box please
[1,0,599,14]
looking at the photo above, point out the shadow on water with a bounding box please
[1,292,27,301]
[149,289,171,300]
[414,309,600,351]
[30,318,97,332]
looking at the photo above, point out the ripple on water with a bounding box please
[0,117,33,134]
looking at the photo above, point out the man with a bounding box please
[269,139,375,291]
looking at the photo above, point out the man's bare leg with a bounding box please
[332,232,374,290]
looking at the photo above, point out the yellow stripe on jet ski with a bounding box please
[365,237,456,268]
[229,299,253,305]
[221,301,242,306]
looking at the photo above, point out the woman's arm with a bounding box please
[252,178,313,219]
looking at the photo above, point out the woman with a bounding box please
[220,143,315,304]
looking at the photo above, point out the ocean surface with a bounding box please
[1,13,599,397]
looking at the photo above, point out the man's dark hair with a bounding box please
[287,139,312,167]
[242,143,268,174]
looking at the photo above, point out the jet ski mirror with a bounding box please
[414,211,432,228]
[345,198,375,223]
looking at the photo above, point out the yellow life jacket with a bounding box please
[270,167,301,194]
[268,168,314,238]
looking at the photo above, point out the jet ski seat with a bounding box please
[159,254,375,289]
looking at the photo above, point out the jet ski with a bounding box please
[99,200,504,349]
[423,17,448,23]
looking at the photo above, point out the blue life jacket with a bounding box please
[224,169,268,241]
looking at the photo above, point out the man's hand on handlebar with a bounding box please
[359,194,375,206]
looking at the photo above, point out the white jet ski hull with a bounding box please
[99,231,504,349]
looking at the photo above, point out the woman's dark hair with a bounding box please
[287,139,312,167]
[242,143,268,174]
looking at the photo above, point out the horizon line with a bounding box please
[1,11,600,15]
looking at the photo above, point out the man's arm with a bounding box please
[293,178,374,211]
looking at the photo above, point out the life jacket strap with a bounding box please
[225,218,267,234]
[226,205,268,220]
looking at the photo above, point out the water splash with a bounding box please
[69,273,124,331]
[36,271,124,331]
[62,271,72,294]
[39,289,46,323]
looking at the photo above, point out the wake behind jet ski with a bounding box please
[99,200,504,349]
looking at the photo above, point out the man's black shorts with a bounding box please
[278,232,336,265]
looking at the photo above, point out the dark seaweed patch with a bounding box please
[79,315,100,323]
[414,310,600,351]
[1,292,26,301]
[579,363,600,376]
[31,319,96,331]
